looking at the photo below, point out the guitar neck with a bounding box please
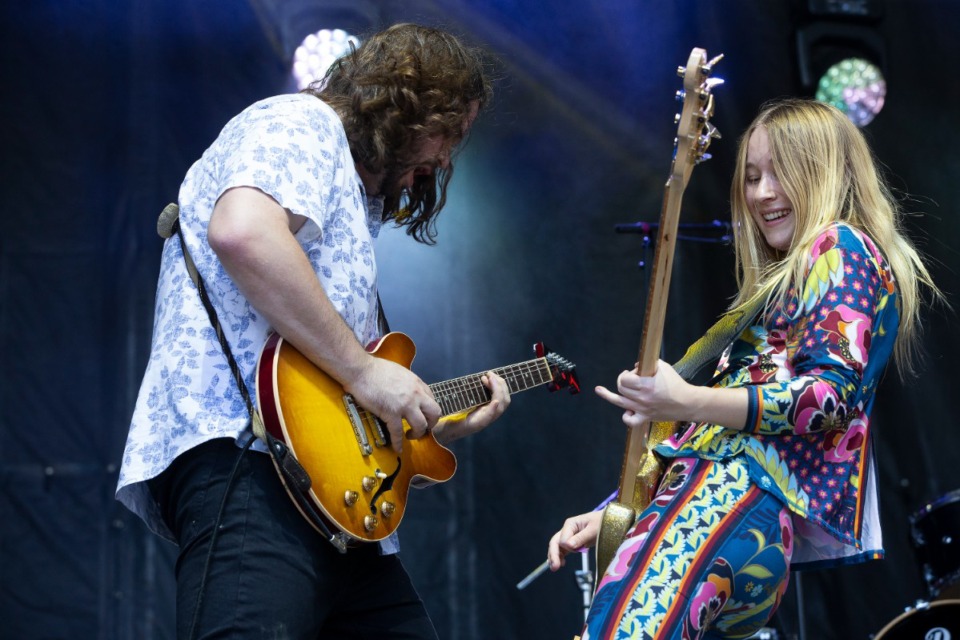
[615,47,719,510]
[429,358,552,416]
[617,174,686,506]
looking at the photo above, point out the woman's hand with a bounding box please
[594,360,693,428]
[595,359,750,430]
[547,510,603,571]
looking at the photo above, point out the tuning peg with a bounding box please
[703,53,724,74]
[705,77,725,90]
[706,123,721,140]
[675,89,685,102]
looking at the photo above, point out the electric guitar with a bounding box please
[256,331,579,542]
[595,48,723,577]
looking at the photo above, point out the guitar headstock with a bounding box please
[672,48,723,188]
[534,342,580,394]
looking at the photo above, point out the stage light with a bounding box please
[292,28,359,90]
[814,57,885,127]
[795,0,887,127]
[247,0,380,89]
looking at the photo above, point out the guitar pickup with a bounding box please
[342,394,373,456]
[366,414,389,448]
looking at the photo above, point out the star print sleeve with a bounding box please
[745,227,883,435]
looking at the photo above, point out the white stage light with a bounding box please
[292,28,359,90]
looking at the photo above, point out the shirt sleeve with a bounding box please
[746,228,883,435]
[216,96,350,231]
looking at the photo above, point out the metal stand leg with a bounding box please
[795,572,806,640]
[574,552,594,621]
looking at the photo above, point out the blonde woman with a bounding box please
[549,98,939,639]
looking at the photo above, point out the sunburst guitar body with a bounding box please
[256,331,578,543]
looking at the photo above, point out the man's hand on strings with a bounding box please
[346,356,442,453]
[431,372,511,444]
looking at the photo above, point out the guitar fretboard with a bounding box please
[430,358,553,416]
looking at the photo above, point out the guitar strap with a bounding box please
[159,203,353,553]
[639,291,768,486]
[672,291,767,385]
[376,293,390,335]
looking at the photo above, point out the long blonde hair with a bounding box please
[729,98,938,374]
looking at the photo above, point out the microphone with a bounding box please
[614,221,657,234]
[157,202,180,239]
[614,219,733,250]
[614,219,731,235]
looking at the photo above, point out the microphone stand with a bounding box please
[613,219,733,253]
[574,552,593,622]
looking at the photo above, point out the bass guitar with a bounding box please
[595,48,724,577]
[256,331,579,543]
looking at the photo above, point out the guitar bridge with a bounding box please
[342,394,373,456]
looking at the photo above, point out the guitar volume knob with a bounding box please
[344,491,359,506]
[380,502,396,517]
[361,476,377,492]
[363,515,378,532]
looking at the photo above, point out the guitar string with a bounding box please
[352,358,554,424]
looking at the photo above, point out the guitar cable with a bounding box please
[187,437,254,640]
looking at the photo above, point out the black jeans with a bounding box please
[149,438,438,640]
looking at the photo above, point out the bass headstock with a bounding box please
[671,48,723,188]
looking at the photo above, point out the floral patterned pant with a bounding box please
[583,456,794,640]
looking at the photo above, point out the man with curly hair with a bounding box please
[117,23,508,639]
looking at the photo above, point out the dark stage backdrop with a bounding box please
[2,1,959,639]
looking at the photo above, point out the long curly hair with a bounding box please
[729,98,940,374]
[304,23,493,244]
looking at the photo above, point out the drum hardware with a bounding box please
[872,599,960,639]
[910,488,960,600]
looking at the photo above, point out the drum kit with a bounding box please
[873,488,960,639]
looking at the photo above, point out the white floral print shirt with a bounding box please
[116,94,386,544]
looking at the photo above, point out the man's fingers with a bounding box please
[403,407,431,439]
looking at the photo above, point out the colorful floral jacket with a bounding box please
[656,222,899,569]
